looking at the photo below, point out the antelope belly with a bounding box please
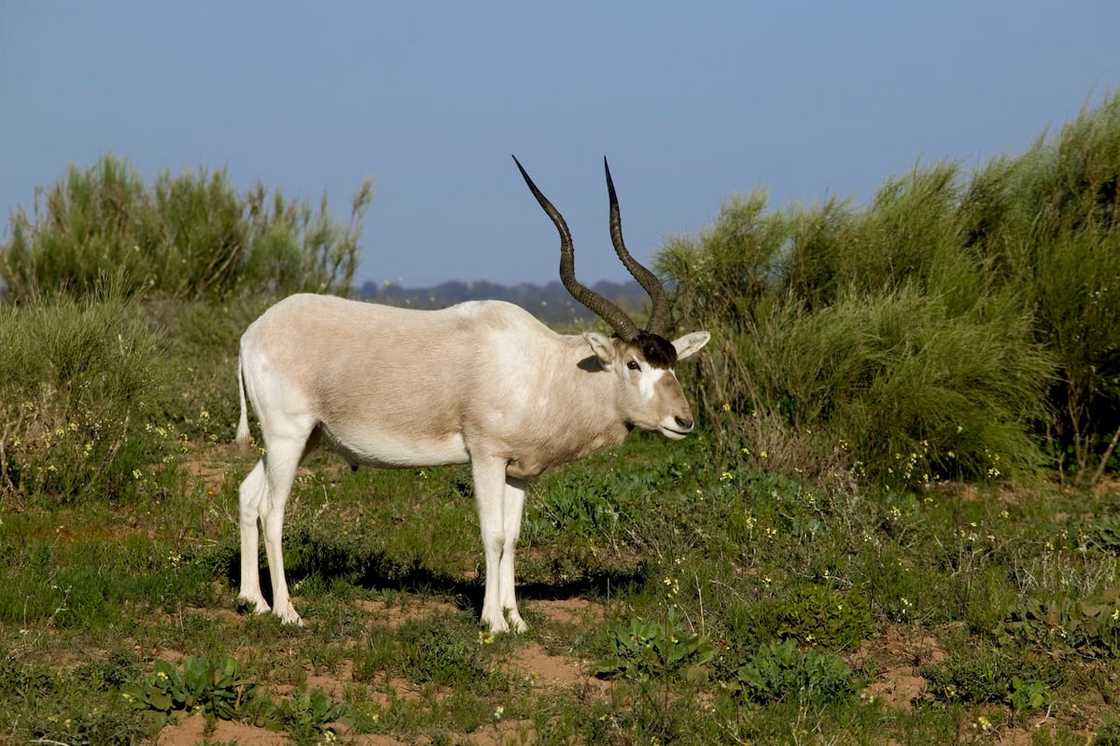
[322,426,469,468]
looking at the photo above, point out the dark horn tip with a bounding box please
[604,158,618,200]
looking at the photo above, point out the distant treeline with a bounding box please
[355,278,647,323]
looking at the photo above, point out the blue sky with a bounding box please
[2,1,1117,286]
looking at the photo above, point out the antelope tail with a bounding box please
[235,352,251,449]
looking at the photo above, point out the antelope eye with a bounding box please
[626,360,641,371]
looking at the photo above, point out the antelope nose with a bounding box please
[674,416,694,431]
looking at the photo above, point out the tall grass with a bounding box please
[661,93,1120,485]
[1,155,373,301]
[0,291,171,503]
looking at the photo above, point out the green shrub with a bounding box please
[1000,590,1120,659]
[767,583,873,650]
[595,610,715,681]
[398,620,487,686]
[659,93,1120,484]
[661,192,1054,486]
[732,639,855,704]
[276,688,347,745]
[122,655,256,721]
[1097,718,1120,745]
[921,648,1061,710]
[0,292,174,503]
[1,154,373,302]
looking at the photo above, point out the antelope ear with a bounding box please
[583,332,617,368]
[671,331,711,361]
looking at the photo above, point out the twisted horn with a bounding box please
[513,156,639,341]
[604,158,671,335]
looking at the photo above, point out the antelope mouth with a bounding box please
[659,425,689,440]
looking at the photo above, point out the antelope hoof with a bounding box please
[506,610,528,634]
[481,610,510,634]
[237,593,271,615]
[274,604,304,627]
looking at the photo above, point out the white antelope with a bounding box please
[234,157,710,632]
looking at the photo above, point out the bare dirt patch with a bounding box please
[508,643,585,688]
[864,667,927,711]
[183,605,243,625]
[181,457,229,494]
[1093,477,1120,497]
[355,596,460,627]
[851,624,947,711]
[528,598,605,626]
[156,713,287,745]
[849,624,946,670]
[506,642,611,700]
[154,648,185,663]
[269,660,356,699]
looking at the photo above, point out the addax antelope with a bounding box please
[234,157,710,631]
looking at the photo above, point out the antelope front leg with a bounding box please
[471,456,509,633]
[499,477,528,633]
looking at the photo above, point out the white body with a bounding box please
[236,293,708,631]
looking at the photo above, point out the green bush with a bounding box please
[0,292,174,503]
[767,583,873,650]
[1,155,373,302]
[122,655,256,721]
[921,648,1061,711]
[594,609,715,682]
[1000,590,1120,659]
[732,639,855,705]
[966,97,1120,479]
[660,92,1120,484]
[275,687,347,744]
[398,620,487,686]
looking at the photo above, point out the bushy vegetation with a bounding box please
[661,92,1120,486]
[0,292,170,504]
[1,155,373,301]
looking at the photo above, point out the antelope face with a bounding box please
[585,330,711,439]
[514,155,712,438]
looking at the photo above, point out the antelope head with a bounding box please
[514,156,711,439]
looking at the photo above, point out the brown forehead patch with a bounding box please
[635,331,677,368]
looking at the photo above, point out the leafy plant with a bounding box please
[922,648,1061,708]
[122,656,256,720]
[763,583,873,650]
[1082,514,1120,555]
[1008,676,1054,712]
[1000,591,1120,659]
[595,610,715,682]
[276,687,347,745]
[732,640,855,704]
[399,620,487,686]
[1096,718,1120,745]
